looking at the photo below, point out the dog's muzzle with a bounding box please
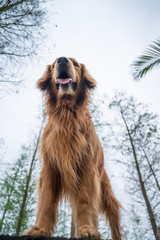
[56,57,77,92]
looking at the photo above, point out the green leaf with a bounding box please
[131,38,160,80]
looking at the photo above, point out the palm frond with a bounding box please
[131,38,160,81]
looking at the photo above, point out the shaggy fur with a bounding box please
[23,57,122,239]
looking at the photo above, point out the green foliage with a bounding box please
[0,144,38,235]
[0,117,44,235]
[131,38,160,80]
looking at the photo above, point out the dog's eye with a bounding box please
[73,62,79,67]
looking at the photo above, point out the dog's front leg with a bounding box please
[23,164,62,237]
[72,174,101,239]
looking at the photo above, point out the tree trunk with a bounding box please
[120,109,158,240]
[16,118,44,235]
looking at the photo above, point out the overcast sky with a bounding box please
[1,0,160,162]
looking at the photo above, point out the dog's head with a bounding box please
[37,57,96,107]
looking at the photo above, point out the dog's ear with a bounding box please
[81,64,96,89]
[37,65,51,91]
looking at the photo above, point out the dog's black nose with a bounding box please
[57,57,69,66]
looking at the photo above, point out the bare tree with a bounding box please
[16,116,45,235]
[109,92,160,240]
[0,0,53,94]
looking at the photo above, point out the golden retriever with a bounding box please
[23,57,122,239]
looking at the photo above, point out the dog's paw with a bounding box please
[23,226,51,237]
[77,224,101,239]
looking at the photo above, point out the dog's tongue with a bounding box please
[56,78,72,84]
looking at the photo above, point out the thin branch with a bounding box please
[0,0,27,14]
[152,202,160,211]
[0,51,33,57]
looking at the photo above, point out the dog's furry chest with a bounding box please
[46,121,89,190]
[44,117,88,162]
[41,109,93,190]
[51,123,88,160]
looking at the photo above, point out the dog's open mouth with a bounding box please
[56,72,77,91]
[56,72,73,85]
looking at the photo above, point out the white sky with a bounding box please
[1,0,160,168]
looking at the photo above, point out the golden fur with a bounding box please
[23,57,122,239]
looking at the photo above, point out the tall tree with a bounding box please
[109,92,160,240]
[131,38,160,80]
[16,117,44,235]
[0,117,44,235]
[0,146,36,234]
